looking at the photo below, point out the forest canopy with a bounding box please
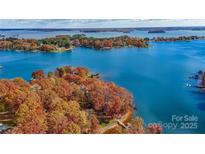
[0,66,162,134]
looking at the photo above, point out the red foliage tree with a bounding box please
[90,115,100,133]
[0,66,145,134]
[32,70,45,79]
[40,44,57,51]
[147,123,162,134]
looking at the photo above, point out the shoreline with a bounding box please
[0,66,162,134]
[99,108,133,134]
[0,35,149,53]
[1,35,205,53]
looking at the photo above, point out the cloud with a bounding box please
[0,19,205,28]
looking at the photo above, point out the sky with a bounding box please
[0,19,205,28]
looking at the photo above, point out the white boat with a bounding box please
[0,65,3,69]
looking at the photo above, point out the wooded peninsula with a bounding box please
[0,66,162,134]
[0,35,149,52]
[0,34,204,53]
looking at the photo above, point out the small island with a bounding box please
[151,36,205,42]
[1,35,205,54]
[0,66,162,134]
[148,30,166,33]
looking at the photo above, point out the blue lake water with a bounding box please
[1,40,205,133]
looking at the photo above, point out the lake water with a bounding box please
[1,30,205,133]
[1,29,205,39]
[1,40,205,133]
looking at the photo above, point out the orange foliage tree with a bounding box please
[0,66,158,134]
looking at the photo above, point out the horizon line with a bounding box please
[1,26,205,29]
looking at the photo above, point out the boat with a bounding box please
[186,83,192,87]
[0,65,3,69]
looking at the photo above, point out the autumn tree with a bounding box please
[0,66,154,134]
[147,123,162,134]
[90,115,100,133]
[9,93,47,134]
[32,70,45,79]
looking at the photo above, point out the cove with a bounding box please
[1,40,205,133]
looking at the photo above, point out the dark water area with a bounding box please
[1,39,205,133]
